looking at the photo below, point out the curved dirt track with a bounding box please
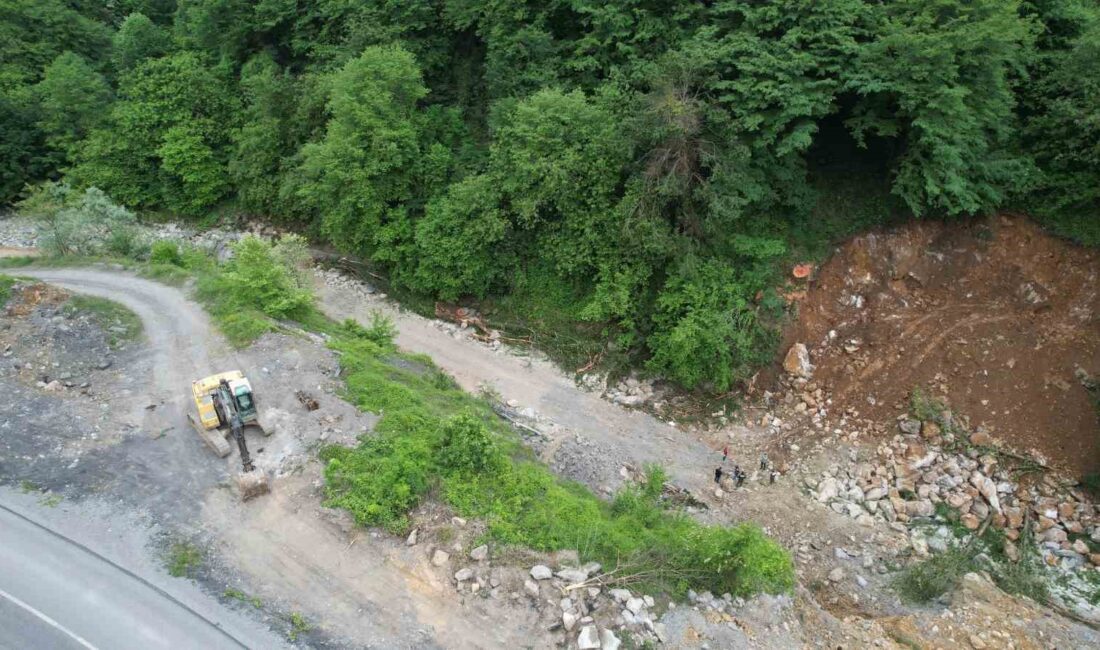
[314,275,743,499]
[9,267,544,649]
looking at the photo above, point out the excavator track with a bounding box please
[188,413,232,457]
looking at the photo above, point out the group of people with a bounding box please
[713,447,779,489]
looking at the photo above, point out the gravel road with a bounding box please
[314,272,749,502]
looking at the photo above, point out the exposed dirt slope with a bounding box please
[785,216,1100,474]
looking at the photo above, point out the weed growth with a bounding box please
[287,612,311,641]
[223,588,263,608]
[320,323,794,597]
[0,274,14,306]
[62,295,143,347]
[166,541,203,578]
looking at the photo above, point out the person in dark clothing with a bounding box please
[759,453,768,471]
[731,465,741,487]
[770,470,778,484]
[736,470,746,488]
[714,466,723,484]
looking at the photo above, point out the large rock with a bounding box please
[454,568,474,582]
[600,629,621,650]
[816,477,840,502]
[783,343,813,378]
[469,545,489,561]
[529,565,552,580]
[556,568,589,584]
[577,625,601,650]
[431,550,450,566]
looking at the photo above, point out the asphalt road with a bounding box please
[0,503,249,650]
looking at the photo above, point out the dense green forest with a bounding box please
[3,0,1099,391]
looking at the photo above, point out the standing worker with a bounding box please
[759,453,769,471]
[714,466,724,484]
[722,445,730,462]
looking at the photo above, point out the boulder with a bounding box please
[816,477,840,502]
[609,588,632,604]
[405,529,418,546]
[562,612,578,631]
[556,568,589,584]
[899,419,921,436]
[783,343,813,378]
[524,579,540,597]
[625,597,645,615]
[431,550,450,567]
[577,625,601,650]
[828,567,846,582]
[530,565,553,580]
[600,629,621,650]
[469,545,489,562]
[454,568,474,582]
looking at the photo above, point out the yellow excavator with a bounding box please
[189,370,271,499]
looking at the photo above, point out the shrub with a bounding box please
[19,182,138,257]
[647,257,779,391]
[149,239,184,266]
[438,412,503,474]
[202,236,312,319]
[321,325,795,597]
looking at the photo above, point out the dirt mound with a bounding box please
[785,215,1100,475]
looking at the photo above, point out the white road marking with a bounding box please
[0,586,98,650]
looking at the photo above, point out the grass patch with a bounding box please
[62,295,143,348]
[166,541,203,578]
[320,321,794,598]
[895,517,1048,604]
[223,588,263,608]
[37,492,62,508]
[0,274,15,306]
[287,612,311,641]
[894,546,975,603]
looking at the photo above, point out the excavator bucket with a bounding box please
[236,469,270,501]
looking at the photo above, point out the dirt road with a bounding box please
[314,275,753,502]
[7,267,542,649]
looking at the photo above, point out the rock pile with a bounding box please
[810,425,1100,570]
[604,375,660,408]
[440,547,667,648]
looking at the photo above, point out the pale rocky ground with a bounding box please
[2,214,1099,649]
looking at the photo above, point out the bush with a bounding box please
[202,236,312,319]
[149,239,184,266]
[321,325,795,597]
[438,412,503,474]
[19,182,139,257]
[647,257,779,391]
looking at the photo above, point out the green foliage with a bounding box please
[846,0,1037,216]
[893,546,975,603]
[295,45,429,265]
[62,295,143,348]
[203,236,311,319]
[166,541,203,578]
[33,53,112,161]
[112,12,171,72]
[438,412,503,474]
[647,256,779,391]
[0,274,14,306]
[72,52,238,215]
[321,326,795,597]
[223,588,263,609]
[5,0,1100,391]
[193,235,313,346]
[19,182,138,256]
[149,239,183,266]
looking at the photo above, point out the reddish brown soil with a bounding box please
[784,215,1100,475]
